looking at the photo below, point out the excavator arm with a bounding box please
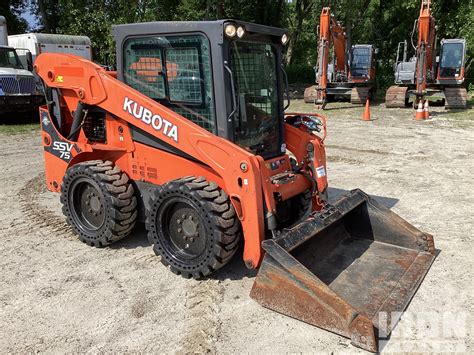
[415,0,436,98]
[312,7,347,109]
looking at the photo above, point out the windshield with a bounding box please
[230,41,280,156]
[0,48,24,69]
[439,42,464,77]
[350,47,371,76]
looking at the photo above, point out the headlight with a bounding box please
[225,24,237,38]
[236,26,245,38]
[281,34,289,45]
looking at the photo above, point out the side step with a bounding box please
[251,189,435,352]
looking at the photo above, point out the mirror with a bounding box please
[26,51,33,71]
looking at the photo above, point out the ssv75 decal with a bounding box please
[52,141,73,160]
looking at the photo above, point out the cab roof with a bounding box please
[113,19,287,46]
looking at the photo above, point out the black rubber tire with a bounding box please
[61,160,137,247]
[146,176,241,279]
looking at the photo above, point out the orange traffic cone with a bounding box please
[361,99,371,121]
[415,100,424,120]
[423,100,430,119]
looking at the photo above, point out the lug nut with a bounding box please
[189,237,194,242]
[177,219,181,224]
[177,228,182,233]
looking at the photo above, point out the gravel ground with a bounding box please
[0,101,472,353]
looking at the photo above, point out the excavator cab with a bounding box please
[437,38,466,83]
[349,44,376,81]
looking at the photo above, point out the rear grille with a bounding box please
[0,76,36,94]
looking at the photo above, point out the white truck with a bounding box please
[8,32,92,66]
[0,16,43,114]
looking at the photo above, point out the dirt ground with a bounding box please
[0,101,473,353]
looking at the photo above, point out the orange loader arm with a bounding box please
[34,53,328,269]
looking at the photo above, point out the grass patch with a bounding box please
[0,113,40,135]
[0,122,40,135]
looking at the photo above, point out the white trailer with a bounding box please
[8,33,92,65]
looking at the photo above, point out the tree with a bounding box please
[0,0,28,34]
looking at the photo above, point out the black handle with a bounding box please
[224,61,238,122]
[281,64,290,111]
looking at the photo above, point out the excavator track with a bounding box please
[385,86,408,108]
[350,87,371,104]
[444,87,468,109]
[303,85,318,103]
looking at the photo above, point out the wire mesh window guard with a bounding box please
[123,35,216,133]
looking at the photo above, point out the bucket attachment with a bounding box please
[251,189,435,352]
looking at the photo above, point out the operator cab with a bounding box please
[437,38,466,83]
[349,44,375,80]
[113,20,289,160]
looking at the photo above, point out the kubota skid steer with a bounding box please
[34,20,435,352]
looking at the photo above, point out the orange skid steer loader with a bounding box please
[34,20,435,352]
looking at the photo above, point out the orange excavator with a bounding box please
[385,0,467,109]
[34,20,434,352]
[304,7,377,108]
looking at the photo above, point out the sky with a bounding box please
[20,2,39,30]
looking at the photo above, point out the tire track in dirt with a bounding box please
[18,173,225,352]
[180,279,224,353]
[18,173,162,266]
[18,173,76,241]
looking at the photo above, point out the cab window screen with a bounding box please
[230,41,279,156]
[123,34,216,133]
[166,47,202,103]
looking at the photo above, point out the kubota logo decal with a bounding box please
[123,97,179,142]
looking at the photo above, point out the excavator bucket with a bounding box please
[251,189,435,352]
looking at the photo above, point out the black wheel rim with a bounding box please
[69,177,106,234]
[158,197,207,262]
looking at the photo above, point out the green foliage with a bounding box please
[285,64,314,84]
[3,0,473,87]
[0,0,28,34]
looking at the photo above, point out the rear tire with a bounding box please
[146,176,241,279]
[61,160,137,246]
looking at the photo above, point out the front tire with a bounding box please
[146,176,241,279]
[61,160,137,246]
